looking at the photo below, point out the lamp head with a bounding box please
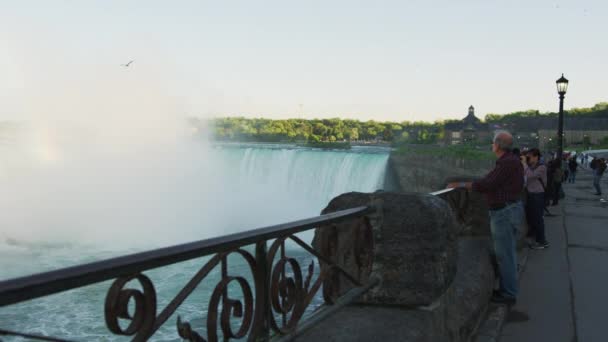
[556,73,569,95]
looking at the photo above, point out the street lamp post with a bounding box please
[556,74,569,159]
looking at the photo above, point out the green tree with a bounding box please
[313,123,328,137]
[204,102,608,145]
[350,128,359,140]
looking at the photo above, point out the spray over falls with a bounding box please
[0,140,388,340]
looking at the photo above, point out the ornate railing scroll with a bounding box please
[0,206,375,342]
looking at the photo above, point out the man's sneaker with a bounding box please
[529,242,549,250]
[491,293,516,306]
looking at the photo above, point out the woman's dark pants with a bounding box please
[526,192,547,244]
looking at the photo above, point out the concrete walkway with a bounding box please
[499,169,608,342]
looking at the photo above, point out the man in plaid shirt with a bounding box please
[448,131,524,305]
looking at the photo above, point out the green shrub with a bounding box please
[395,144,495,160]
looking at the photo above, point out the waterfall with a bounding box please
[0,144,389,341]
[215,145,388,218]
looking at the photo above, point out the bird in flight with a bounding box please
[121,60,134,67]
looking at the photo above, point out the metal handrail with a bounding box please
[429,188,454,196]
[0,189,455,341]
[0,205,375,342]
[0,206,373,307]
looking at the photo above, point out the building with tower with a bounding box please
[444,105,491,145]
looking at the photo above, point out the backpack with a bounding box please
[599,161,607,175]
[553,168,564,183]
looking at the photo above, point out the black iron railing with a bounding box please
[0,206,375,342]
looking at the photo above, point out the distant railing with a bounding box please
[0,206,375,342]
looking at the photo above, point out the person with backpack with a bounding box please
[591,158,607,195]
[525,149,549,249]
[550,160,564,205]
[568,157,578,183]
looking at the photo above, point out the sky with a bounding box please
[1,0,606,122]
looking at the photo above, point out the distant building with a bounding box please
[440,105,608,150]
[537,118,608,150]
[512,131,539,149]
[444,106,491,145]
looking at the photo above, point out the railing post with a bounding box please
[251,240,270,341]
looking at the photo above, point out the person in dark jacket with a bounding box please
[591,158,607,195]
[568,157,578,183]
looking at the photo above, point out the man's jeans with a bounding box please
[593,173,602,194]
[489,201,523,299]
[568,171,576,183]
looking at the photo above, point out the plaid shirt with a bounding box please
[472,152,524,208]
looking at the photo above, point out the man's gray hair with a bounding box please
[493,130,513,152]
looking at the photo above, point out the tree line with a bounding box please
[207,117,447,144]
[200,102,608,144]
[485,102,608,122]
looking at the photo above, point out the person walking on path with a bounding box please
[524,149,549,250]
[581,154,586,168]
[567,157,578,183]
[447,131,524,305]
[590,158,607,195]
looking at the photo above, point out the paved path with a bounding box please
[500,169,608,342]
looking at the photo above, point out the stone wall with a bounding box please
[300,151,532,341]
[305,190,495,342]
[300,238,494,342]
[312,192,459,306]
[439,177,491,237]
[386,152,493,193]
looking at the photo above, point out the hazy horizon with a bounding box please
[2,0,607,123]
[204,100,608,123]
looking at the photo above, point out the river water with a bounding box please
[0,143,389,341]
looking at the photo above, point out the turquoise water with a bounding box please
[0,144,389,341]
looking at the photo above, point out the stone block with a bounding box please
[297,237,495,342]
[313,191,459,306]
[441,177,490,237]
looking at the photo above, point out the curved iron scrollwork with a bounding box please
[104,274,157,341]
[176,316,205,342]
[207,275,254,340]
[1,206,374,342]
[204,250,256,341]
[267,237,325,335]
[113,248,258,342]
[102,238,360,341]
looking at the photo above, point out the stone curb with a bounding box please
[473,247,530,342]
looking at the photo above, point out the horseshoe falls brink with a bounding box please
[0,143,389,341]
